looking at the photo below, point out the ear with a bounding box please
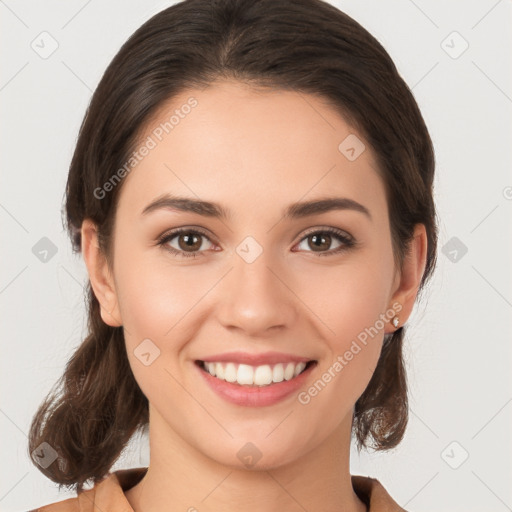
[385,223,428,333]
[81,219,122,327]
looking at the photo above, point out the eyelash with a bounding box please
[156,227,356,259]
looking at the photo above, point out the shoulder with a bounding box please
[28,467,148,512]
[27,495,80,512]
[27,476,107,512]
[351,474,408,512]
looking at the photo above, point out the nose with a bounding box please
[215,250,298,337]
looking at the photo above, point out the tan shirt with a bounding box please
[31,467,407,511]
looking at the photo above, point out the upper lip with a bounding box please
[197,351,315,366]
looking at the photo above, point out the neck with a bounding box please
[125,404,366,512]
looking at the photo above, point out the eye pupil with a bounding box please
[310,233,331,251]
[179,233,201,251]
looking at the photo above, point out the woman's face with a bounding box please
[86,80,423,469]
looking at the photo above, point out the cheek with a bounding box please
[114,247,212,340]
[297,255,393,342]
[113,257,204,399]
[294,253,392,405]
[295,275,388,433]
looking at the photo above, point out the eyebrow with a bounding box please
[141,193,372,221]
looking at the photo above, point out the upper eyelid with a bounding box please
[300,226,353,241]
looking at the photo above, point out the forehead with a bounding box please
[116,80,387,223]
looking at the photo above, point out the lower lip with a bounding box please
[195,361,317,407]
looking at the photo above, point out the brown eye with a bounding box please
[176,232,203,251]
[158,226,355,259]
[294,228,355,256]
[157,228,215,258]
[307,233,333,252]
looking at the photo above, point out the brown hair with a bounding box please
[28,0,438,494]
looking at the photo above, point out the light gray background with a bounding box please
[1,1,511,511]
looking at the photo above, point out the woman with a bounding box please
[28,0,438,510]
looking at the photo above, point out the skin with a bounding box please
[81,80,427,512]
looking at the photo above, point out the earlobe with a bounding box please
[81,219,122,327]
[387,224,428,332]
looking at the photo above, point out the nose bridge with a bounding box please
[215,243,296,335]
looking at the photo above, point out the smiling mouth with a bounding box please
[195,359,317,387]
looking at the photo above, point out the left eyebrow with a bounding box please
[283,197,372,221]
[141,194,372,221]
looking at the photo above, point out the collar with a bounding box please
[51,467,405,512]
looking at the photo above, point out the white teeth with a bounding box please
[215,362,225,380]
[202,360,311,386]
[224,362,237,383]
[237,364,254,385]
[284,362,295,380]
[254,365,273,386]
[294,362,306,377]
[272,364,284,383]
